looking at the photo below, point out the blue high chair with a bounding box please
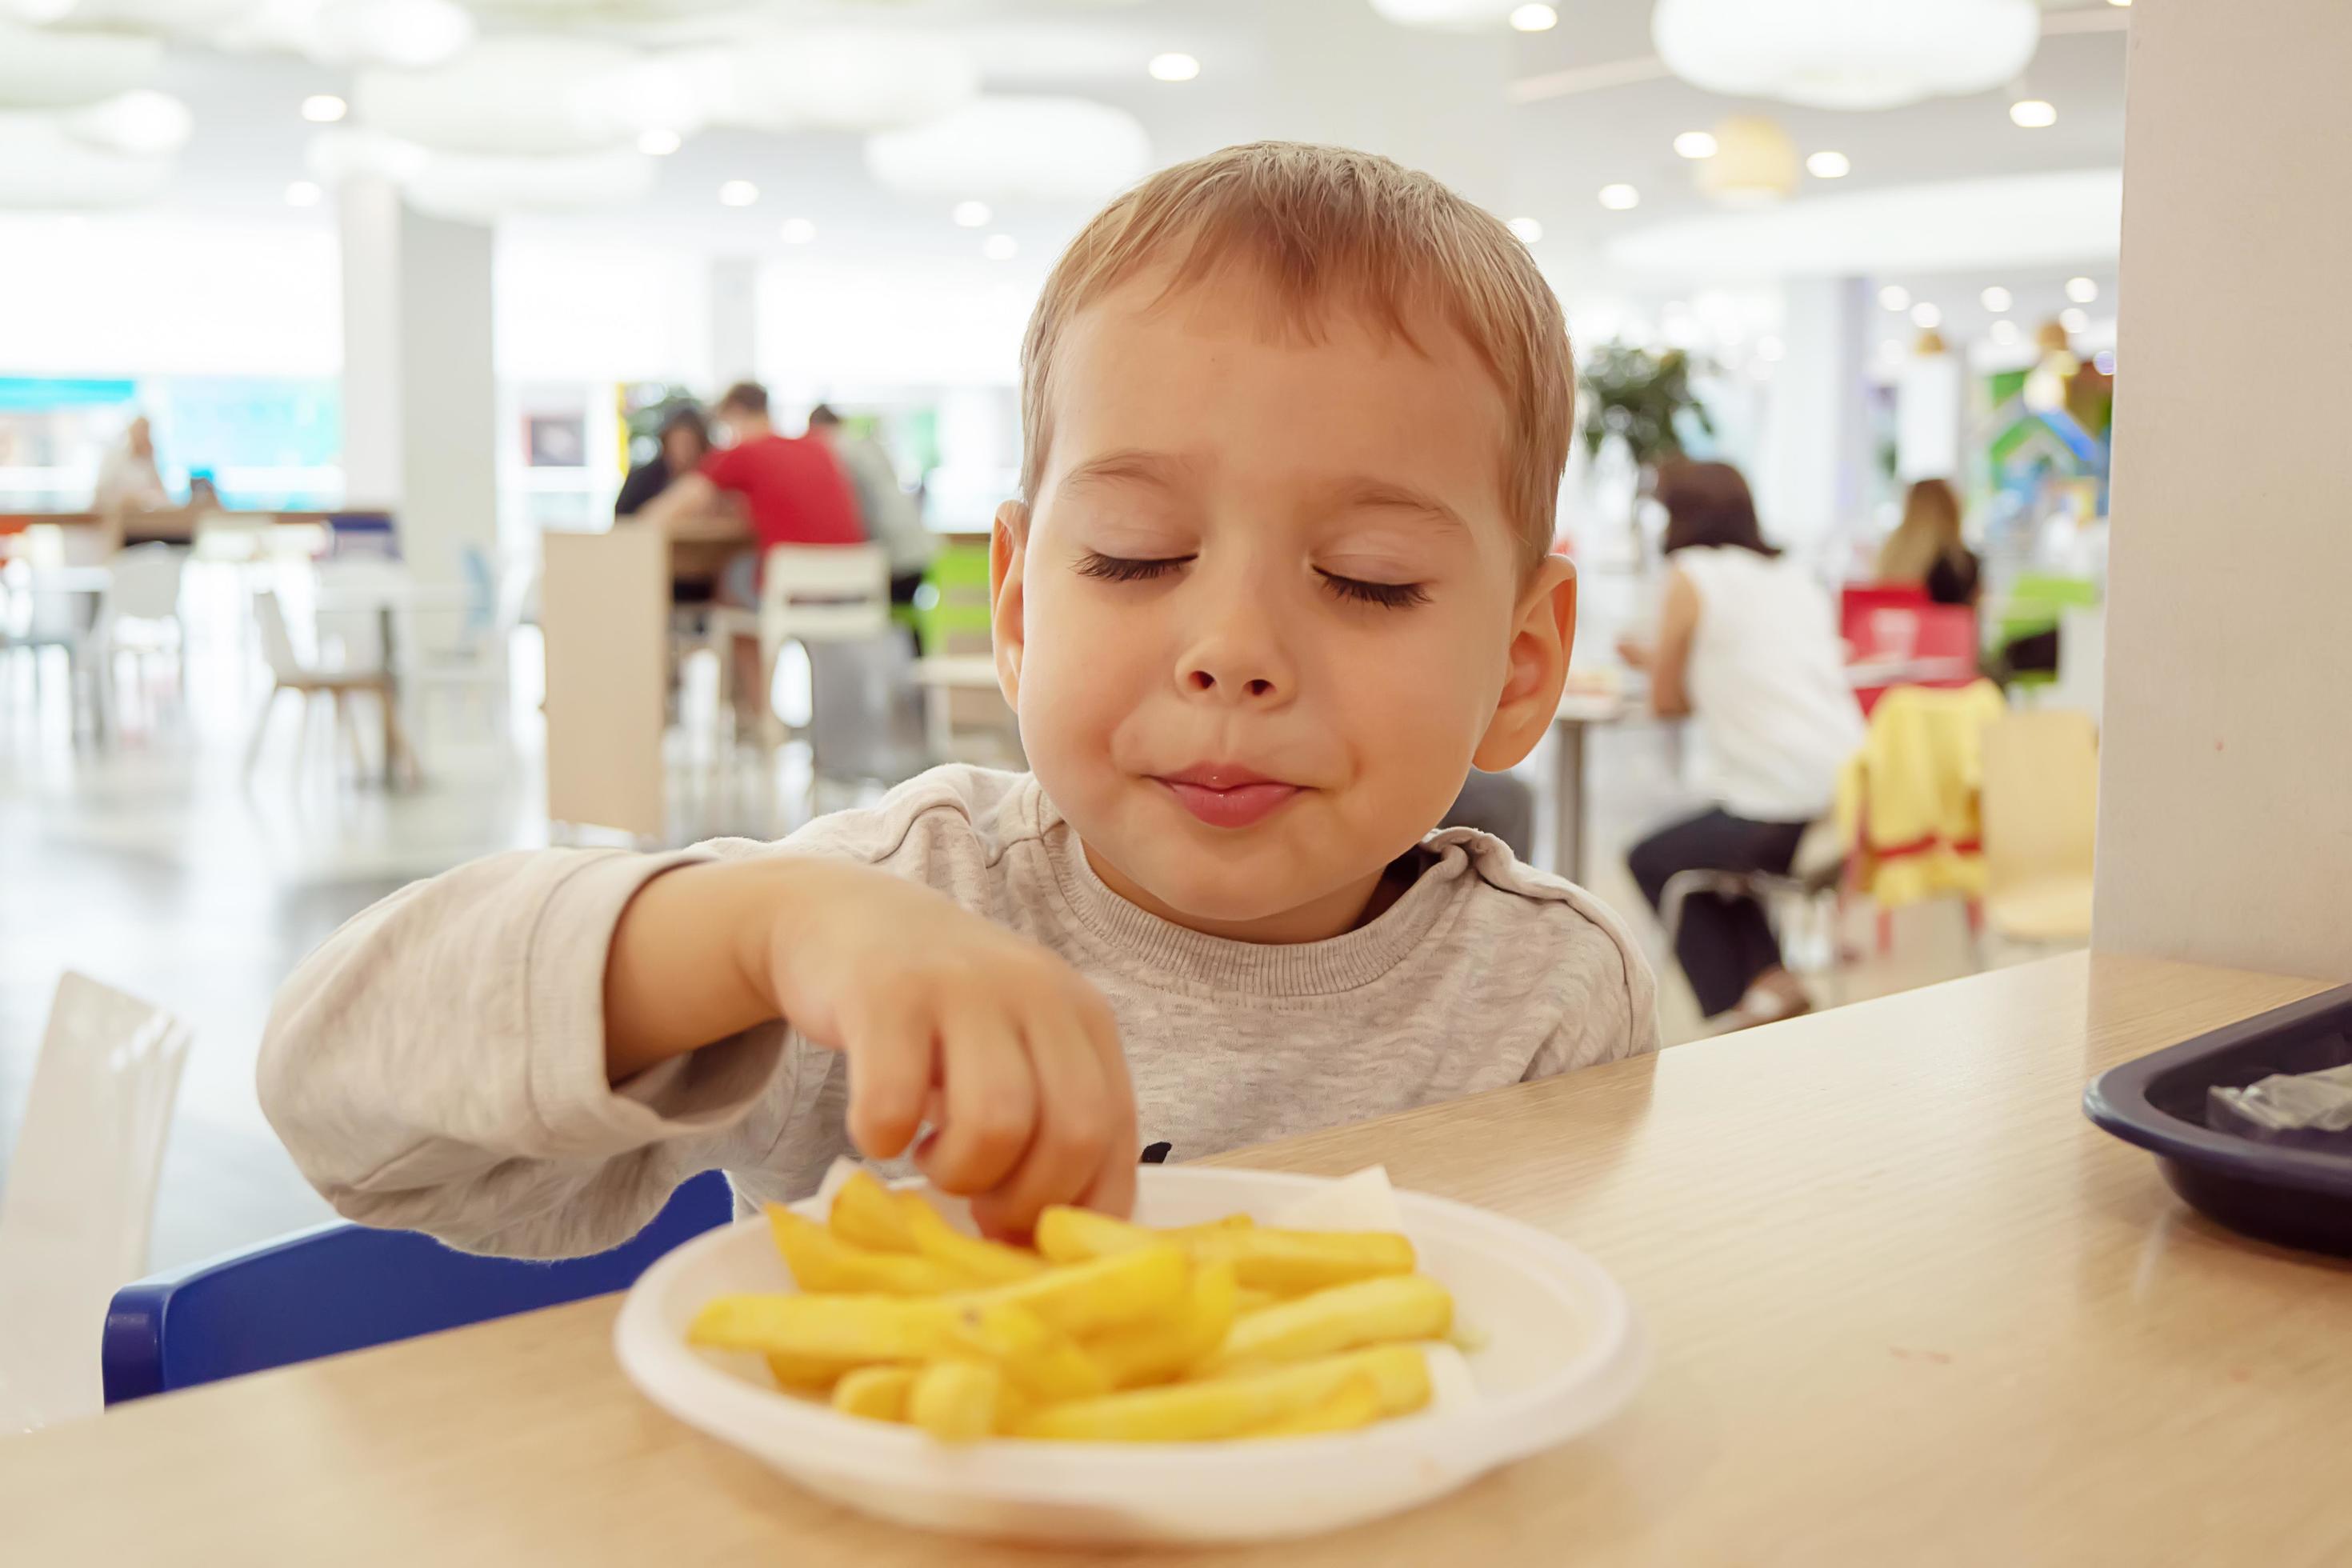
[102,1171,734,1406]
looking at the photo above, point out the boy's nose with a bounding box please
[1178,628,1294,706]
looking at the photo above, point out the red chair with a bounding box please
[1841,585,1978,716]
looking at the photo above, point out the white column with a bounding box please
[707,256,759,392]
[337,176,498,586]
[2092,0,2352,978]
[1758,276,1870,554]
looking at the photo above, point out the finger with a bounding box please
[1075,990,1141,1219]
[838,990,934,1161]
[970,1005,1111,1238]
[918,1006,1036,1196]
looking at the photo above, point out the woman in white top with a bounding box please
[1617,461,1863,1030]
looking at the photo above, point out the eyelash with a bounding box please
[1077,552,1430,609]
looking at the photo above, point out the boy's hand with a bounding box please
[753,859,1139,1235]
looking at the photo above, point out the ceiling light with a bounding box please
[982,232,1018,261]
[1980,285,2012,311]
[637,127,681,156]
[1878,284,1910,312]
[1698,114,1798,206]
[1806,150,1850,178]
[2093,349,2114,374]
[1910,302,1942,329]
[1674,130,1717,159]
[1598,182,1639,210]
[1509,3,1559,30]
[67,89,192,156]
[1654,0,2040,112]
[1989,318,2020,346]
[718,179,757,206]
[2059,306,2090,333]
[302,94,348,123]
[699,31,976,136]
[2108,0,2130,6]
[951,199,990,228]
[780,217,815,244]
[2009,98,2057,129]
[294,0,475,71]
[2066,275,2099,303]
[1506,215,1542,243]
[1756,335,1785,362]
[1146,51,1200,82]
[285,179,323,207]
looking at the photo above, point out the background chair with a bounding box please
[246,589,418,784]
[96,544,187,728]
[709,543,890,745]
[101,1171,735,1406]
[1658,819,1850,1003]
[1841,584,1980,716]
[0,973,192,1431]
[1979,709,2098,946]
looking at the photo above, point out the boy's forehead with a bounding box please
[1051,267,1510,465]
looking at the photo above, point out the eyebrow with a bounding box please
[1058,448,1193,493]
[1328,478,1470,535]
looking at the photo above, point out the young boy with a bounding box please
[259,142,1658,1258]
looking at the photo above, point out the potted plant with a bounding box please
[1578,342,1714,550]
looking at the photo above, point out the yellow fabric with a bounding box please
[1834,681,2007,909]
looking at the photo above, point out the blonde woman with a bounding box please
[1876,478,1980,606]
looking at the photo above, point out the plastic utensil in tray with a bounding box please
[2083,984,2352,1256]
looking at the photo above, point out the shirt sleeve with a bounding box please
[613,461,664,517]
[258,843,802,1258]
[700,444,747,493]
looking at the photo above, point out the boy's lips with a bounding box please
[1152,766,1303,829]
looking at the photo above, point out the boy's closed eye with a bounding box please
[1075,550,1431,608]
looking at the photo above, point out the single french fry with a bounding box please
[830,1364,918,1422]
[1198,1274,1453,1375]
[767,1206,970,1296]
[899,1194,1049,1286]
[1013,1344,1431,1443]
[689,1292,954,1362]
[766,1350,857,1388]
[1034,1206,1254,1266]
[1187,1226,1416,1294]
[1240,1372,1384,1438]
[978,1242,1188,1337]
[943,1300,1109,1403]
[908,1359,1001,1442]
[1234,1286,1282,1316]
[828,1170,917,1254]
[1084,1260,1239,1389]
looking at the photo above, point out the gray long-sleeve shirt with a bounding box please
[258,766,1658,1259]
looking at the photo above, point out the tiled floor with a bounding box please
[1,604,2040,1273]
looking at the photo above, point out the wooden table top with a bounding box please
[8,953,2350,1565]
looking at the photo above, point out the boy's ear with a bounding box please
[1472,553,1577,773]
[989,499,1030,707]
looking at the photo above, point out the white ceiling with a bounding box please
[24,0,2134,295]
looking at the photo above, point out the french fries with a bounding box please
[1013,1346,1431,1442]
[1198,1274,1452,1375]
[683,1180,1461,1446]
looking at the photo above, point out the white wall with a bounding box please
[0,214,340,376]
[2092,0,2352,979]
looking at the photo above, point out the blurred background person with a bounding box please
[92,414,169,549]
[615,404,710,521]
[807,403,933,606]
[642,381,864,607]
[1876,477,1980,606]
[1618,461,1862,1030]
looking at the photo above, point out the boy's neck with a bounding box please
[1081,842,1406,945]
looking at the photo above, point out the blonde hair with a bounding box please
[1878,477,1965,584]
[1018,141,1572,572]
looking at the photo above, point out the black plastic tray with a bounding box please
[2083,984,2352,1256]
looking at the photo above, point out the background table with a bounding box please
[1549,689,1630,884]
[6,954,2350,1565]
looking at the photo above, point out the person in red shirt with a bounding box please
[642,380,866,606]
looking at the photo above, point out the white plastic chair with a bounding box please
[246,589,418,783]
[0,972,192,1431]
[709,544,890,744]
[97,545,187,725]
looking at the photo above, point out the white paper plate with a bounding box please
[613,1164,1645,1545]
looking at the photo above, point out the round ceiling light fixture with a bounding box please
[1979,285,2012,311]
[66,89,193,156]
[1697,115,1798,206]
[2066,276,2099,303]
[1878,284,1910,311]
[1510,4,1559,30]
[2009,97,2057,128]
[1598,183,1640,210]
[698,31,977,134]
[356,37,676,156]
[1653,0,2039,111]
[951,199,990,228]
[303,94,349,123]
[1147,52,1200,82]
[1806,150,1850,178]
[1674,130,1717,159]
[1506,215,1542,243]
[1910,302,1942,329]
